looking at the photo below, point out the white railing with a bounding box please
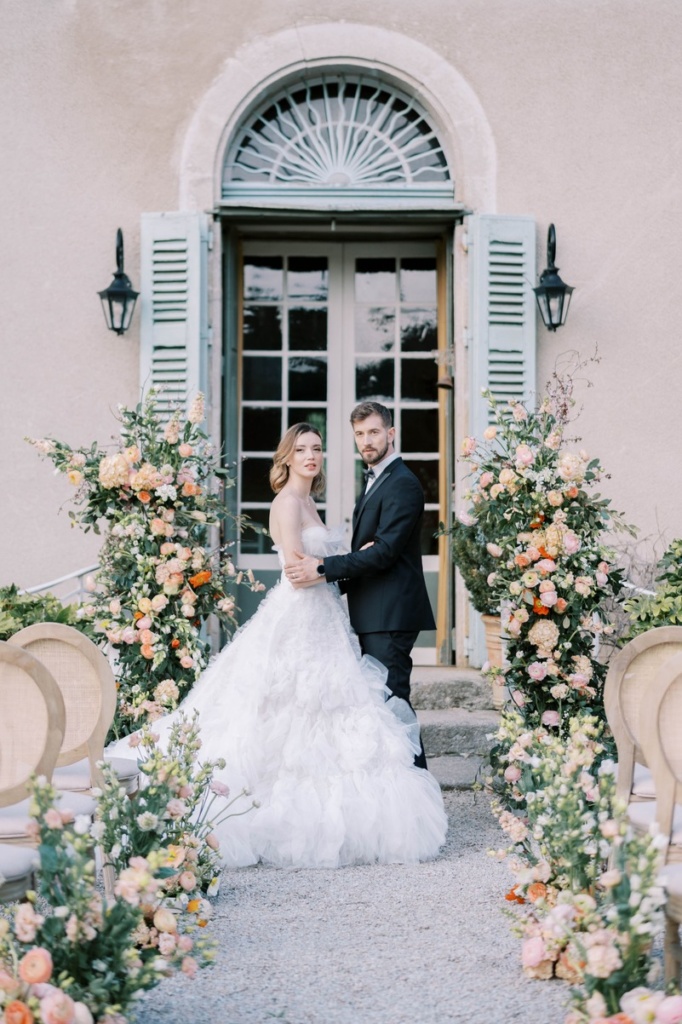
[24,565,100,605]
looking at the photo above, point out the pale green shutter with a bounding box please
[468,214,537,439]
[139,212,210,420]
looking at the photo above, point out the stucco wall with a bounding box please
[2,0,681,588]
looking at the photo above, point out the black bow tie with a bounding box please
[363,466,376,482]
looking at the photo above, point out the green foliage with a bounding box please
[0,584,93,642]
[624,538,682,636]
[445,518,498,615]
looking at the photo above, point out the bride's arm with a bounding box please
[271,495,324,589]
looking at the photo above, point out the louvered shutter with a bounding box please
[468,214,537,439]
[139,212,210,421]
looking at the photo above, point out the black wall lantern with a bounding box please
[533,224,574,331]
[98,228,139,335]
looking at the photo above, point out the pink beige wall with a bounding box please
[2,0,681,587]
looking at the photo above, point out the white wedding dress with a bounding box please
[114,526,447,869]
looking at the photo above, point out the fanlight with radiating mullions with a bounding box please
[222,75,453,203]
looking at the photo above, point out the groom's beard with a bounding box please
[362,440,390,466]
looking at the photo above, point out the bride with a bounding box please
[120,423,447,869]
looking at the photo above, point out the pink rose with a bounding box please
[562,531,581,554]
[151,518,168,536]
[179,443,193,458]
[506,618,522,637]
[160,542,176,556]
[515,444,534,467]
[40,989,76,1024]
[504,765,522,783]
[536,558,556,575]
[540,591,558,607]
[457,510,476,527]
[486,543,503,558]
[521,935,547,967]
[43,808,64,830]
[596,571,608,587]
[180,655,194,669]
[121,626,137,645]
[510,690,526,707]
[109,599,121,615]
[158,932,177,956]
[479,472,494,488]
[210,780,230,797]
[460,436,477,456]
[656,995,682,1023]
[179,871,197,892]
[541,710,560,727]
[205,832,220,851]
[136,616,153,631]
[528,662,547,682]
[181,956,198,978]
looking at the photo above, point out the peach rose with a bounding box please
[178,443,193,458]
[18,948,52,985]
[179,871,197,892]
[153,907,177,934]
[140,644,155,660]
[483,425,497,440]
[4,1000,35,1024]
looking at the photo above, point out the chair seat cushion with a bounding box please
[0,843,39,882]
[632,762,656,799]
[628,800,682,844]
[53,756,139,791]
[0,791,96,839]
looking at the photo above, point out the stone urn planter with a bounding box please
[481,613,507,709]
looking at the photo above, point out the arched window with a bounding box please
[222,74,454,208]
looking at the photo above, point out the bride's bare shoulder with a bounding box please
[269,491,301,537]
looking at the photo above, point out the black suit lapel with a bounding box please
[352,461,399,534]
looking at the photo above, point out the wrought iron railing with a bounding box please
[24,565,100,605]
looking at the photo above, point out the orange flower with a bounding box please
[565,485,579,499]
[181,482,200,497]
[527,882,547,904]
[504,887,525,904]
[187,899,200,913]
[133,611,144,621]
[171,639,181,649]
[514,553,531,568]
[140,644,155,660]
[529,513,545,529]
[4,1001,35,1024]
[189,570,212,588]
[532,598,550,616]
[138,490,152,503]
[537,546,552,559]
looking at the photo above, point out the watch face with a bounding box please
[317,564,325,575]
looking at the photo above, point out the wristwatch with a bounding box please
[316,561,326,576]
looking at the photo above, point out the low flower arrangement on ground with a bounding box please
[97,713,255,906]
[456,373,632,726]
[28,391,264,736]
[0,777,213,1024]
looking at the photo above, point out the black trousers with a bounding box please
[357,630,427,770]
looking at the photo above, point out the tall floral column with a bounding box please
[29,391,263,736]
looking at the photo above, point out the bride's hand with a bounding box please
[359,541,375,550]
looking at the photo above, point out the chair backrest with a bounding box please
[8,624,117,775]
[639,648,682,845]
[0,640,65,807]
[604,626,682,802]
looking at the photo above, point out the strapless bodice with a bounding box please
[273,524,348,567]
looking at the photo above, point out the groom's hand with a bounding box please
[284,552,322,587]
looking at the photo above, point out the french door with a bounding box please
[235,240,443,656]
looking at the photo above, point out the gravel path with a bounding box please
[134,792,570,1024]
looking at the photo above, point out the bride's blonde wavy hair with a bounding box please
[269,423,326,496]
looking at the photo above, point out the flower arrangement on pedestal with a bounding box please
[28,391,263,736]
[0,776,214,1024]
[457,376,631,726]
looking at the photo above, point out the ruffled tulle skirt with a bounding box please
[110,576,447,869]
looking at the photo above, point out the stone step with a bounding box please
[417,707,499,758]
[411,666,495,712]
[428,754,486,791]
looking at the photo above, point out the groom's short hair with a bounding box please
[350,402,393,428]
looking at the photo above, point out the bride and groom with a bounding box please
[129,402,447,868]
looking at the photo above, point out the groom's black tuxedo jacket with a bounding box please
[322,457,436,634]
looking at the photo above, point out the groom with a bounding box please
[284,401,435,769]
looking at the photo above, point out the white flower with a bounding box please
[73,814,91,835]
[136,811,159,831]
[156,484,178,502]
[90,821,106,841]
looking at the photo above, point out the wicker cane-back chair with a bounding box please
[604,626,682,804]
[0,641,63,885]
[8,623,138,795]
[638,650,682,981]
